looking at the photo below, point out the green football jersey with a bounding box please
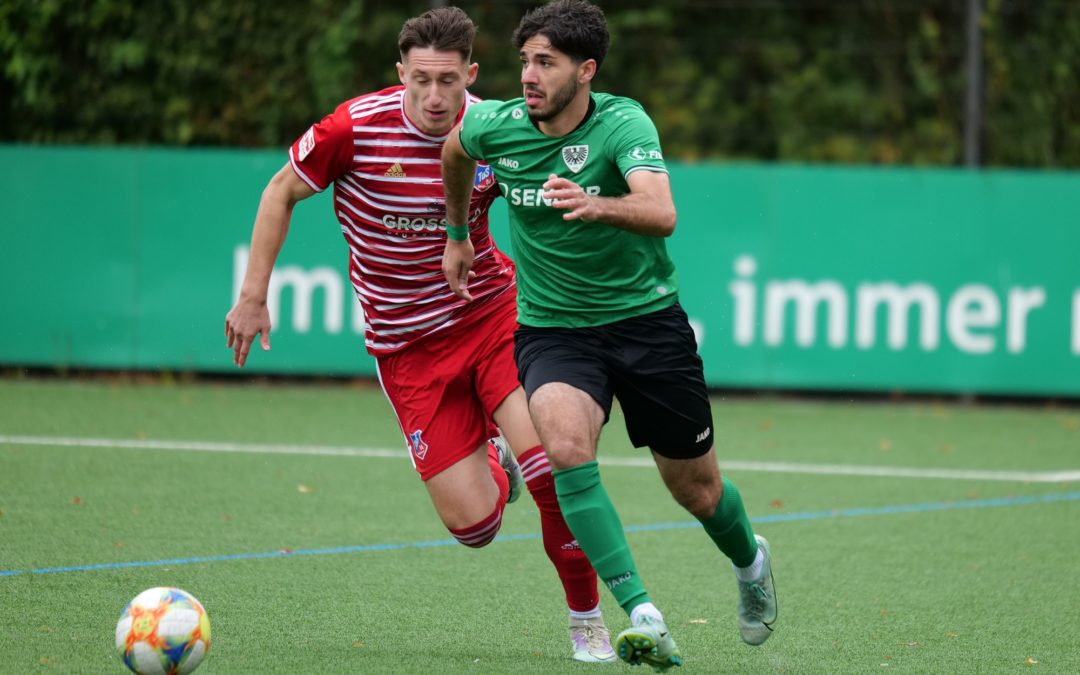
[458,93,679,328]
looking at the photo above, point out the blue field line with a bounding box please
[3,491,1078,578]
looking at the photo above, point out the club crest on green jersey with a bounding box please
[561,145,589,173]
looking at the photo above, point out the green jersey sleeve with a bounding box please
[602,99,668,179]
[458,99,506,162]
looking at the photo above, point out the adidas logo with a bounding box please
[384,163,406,177]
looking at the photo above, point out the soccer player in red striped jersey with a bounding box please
[224,7,615,663]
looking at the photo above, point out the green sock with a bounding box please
[553,461,650,615]
[698,476,759,568]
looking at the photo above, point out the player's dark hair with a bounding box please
[512,0,609,70]
[398,6,476,62]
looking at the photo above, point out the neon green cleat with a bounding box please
[737,535,777,645]
[614,616,682,672]
[491,437,523,504]
[569,616,617,663]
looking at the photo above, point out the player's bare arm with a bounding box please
[225,164,315,367]
[543,169,677,237]
[440,125,479,301]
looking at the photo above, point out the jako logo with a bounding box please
[606,572,633,590]
[497,157,519,169]
[695,427,711,443]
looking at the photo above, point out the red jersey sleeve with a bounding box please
[288,102,354,192]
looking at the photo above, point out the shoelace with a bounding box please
[573,623,610,652]
[740,581,771,613]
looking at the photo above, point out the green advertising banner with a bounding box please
[667,164,1080,396]
[1,146,1077,395]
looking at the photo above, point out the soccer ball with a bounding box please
[115,587,211,675]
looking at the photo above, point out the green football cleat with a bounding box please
[614,615,682,672]
[737,535,777,645]
[491,437,524,504]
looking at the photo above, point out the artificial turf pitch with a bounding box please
[1,377,1078,673]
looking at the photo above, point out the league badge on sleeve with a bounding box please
[474,163,496,192]
[297,127,316,162]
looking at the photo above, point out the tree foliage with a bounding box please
[1,0,1076,167]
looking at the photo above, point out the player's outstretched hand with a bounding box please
[442,237,476,302]
[543,174,598,222]
[224,299,271,367]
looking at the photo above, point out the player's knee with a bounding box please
[540,439,594,470]
[672,482,721,519]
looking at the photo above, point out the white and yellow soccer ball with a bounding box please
[115,587,211,675]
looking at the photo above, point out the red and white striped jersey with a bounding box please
[288,85,514,356]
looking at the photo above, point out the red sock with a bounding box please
[446,442,509,549]
[519,445,600,613]
[448,506,503,548]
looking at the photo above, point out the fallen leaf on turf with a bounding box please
[689,619,708,624]
[945,632,959,638]
[904,641,919,648]
[940,443,953,454]
[1062,417,1079,431]
[770,499,785,508]
[70,496,82,505]
[1024,658,1039,665]
[880,608,889,617]
[352,641,365,648]
[879,439,892,451]
[297,484,312,493]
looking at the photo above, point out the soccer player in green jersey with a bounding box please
[439,0,778,670]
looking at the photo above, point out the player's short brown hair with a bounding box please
[398,6,476,62]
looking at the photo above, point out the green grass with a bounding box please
[1,378,1078,673]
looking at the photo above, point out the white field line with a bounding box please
[2,434,1078,484]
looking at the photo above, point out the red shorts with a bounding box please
[375,290,521,481]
